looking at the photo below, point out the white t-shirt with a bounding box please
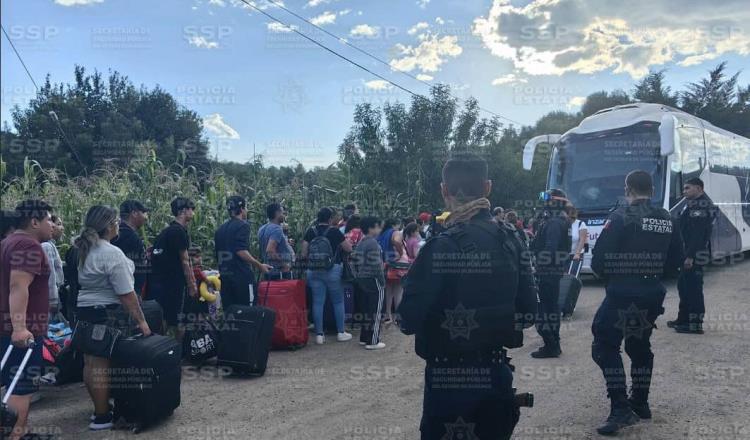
[570,219,588,254]
[77,239,135,307]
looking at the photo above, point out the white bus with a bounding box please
[523,103,750,272]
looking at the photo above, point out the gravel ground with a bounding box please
[25,254,750,440]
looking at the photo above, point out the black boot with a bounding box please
[530,344,561,358]
[674,323,704,334]
[597,395,640,436]
[666,319,683,328]
[628,389,652,419]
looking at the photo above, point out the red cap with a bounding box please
[418,212,431,222]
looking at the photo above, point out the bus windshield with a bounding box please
[549,122,664,212]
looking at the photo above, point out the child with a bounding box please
[351,216,386,350]
[185,247,209,323]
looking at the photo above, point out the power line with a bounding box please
[238,0,521,126]
[237,0,426,98]
[1,26,40,91]
[1,24,86,171]
[260,0,522,126]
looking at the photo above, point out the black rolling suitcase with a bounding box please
[217,305,275,376]
[140,300,165,335]
[111,334,181,433]
[558,259,583,317]
[111,300,164,335]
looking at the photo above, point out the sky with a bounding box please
[1,0,749,168]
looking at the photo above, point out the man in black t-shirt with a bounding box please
[214,196,271,309]
[150,197,198,339]
[111,199,149,295]
[301,207,353,345]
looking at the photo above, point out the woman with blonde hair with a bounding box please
[74,205,151,430]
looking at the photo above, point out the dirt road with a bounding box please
[27,255,750,440]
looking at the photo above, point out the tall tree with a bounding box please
[3,65,210,177]
[633,70,678,106]
[681,62,741,133]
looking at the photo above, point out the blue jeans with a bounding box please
[307,264,344,335]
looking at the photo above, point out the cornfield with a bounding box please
[1,150,421,266]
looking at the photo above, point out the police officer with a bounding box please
[398,154,537,440]
[591,170,684,436]
[529,191,571,358]
[667,177,716,334]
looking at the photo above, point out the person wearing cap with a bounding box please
[111,200,150,296]
[215,196,272,309]
[149,197,198,340]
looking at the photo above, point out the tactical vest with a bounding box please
[421,219,524,358]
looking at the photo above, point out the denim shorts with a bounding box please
[1,336,44,396]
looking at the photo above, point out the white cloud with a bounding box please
[491,73,527,86]
[208,0,225,6]
[417,0,430,9]
[568,96,587,108]
[203,114,240,139]
[473,0,750,79]
[54,0,102,5]
[306,0,330,7]
[435,17,445,25]
[364,80,392,90]
[408,22,430,35]
[310,11,337,26]
[416,73,434,81]
[188,35,219,49]
[390,33,463,73]
[267,22,298,33]
[227,0,283,11]
[350,24,380,38]
[339,9,351,16]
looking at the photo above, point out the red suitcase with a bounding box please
[260,279,309,350]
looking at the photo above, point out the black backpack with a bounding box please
[308,227,335,271]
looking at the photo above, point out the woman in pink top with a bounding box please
[403,222,421,262]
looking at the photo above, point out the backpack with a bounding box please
[308,226,335,271]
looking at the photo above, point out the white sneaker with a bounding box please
[315,334,325,345]
[336,332,352,342]
[365,342,386,350]
[358,341,366,346]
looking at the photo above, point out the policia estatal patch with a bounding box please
[641,218,672,233]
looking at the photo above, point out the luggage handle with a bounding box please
[1,340,36,405]
[567,259,582,277]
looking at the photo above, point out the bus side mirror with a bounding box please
[523,134,562,170]
[659,114,679,156]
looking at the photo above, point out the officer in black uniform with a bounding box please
[591,170,684,436]
[529,192,571,358]
[398,154,537,440]
[667,177,716,334]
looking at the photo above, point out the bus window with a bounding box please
[707,131,750,200]
[679,127,706,180]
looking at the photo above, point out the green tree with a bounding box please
[2,65,210,178]
[633,70,678,106]
[580,90,632,117]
